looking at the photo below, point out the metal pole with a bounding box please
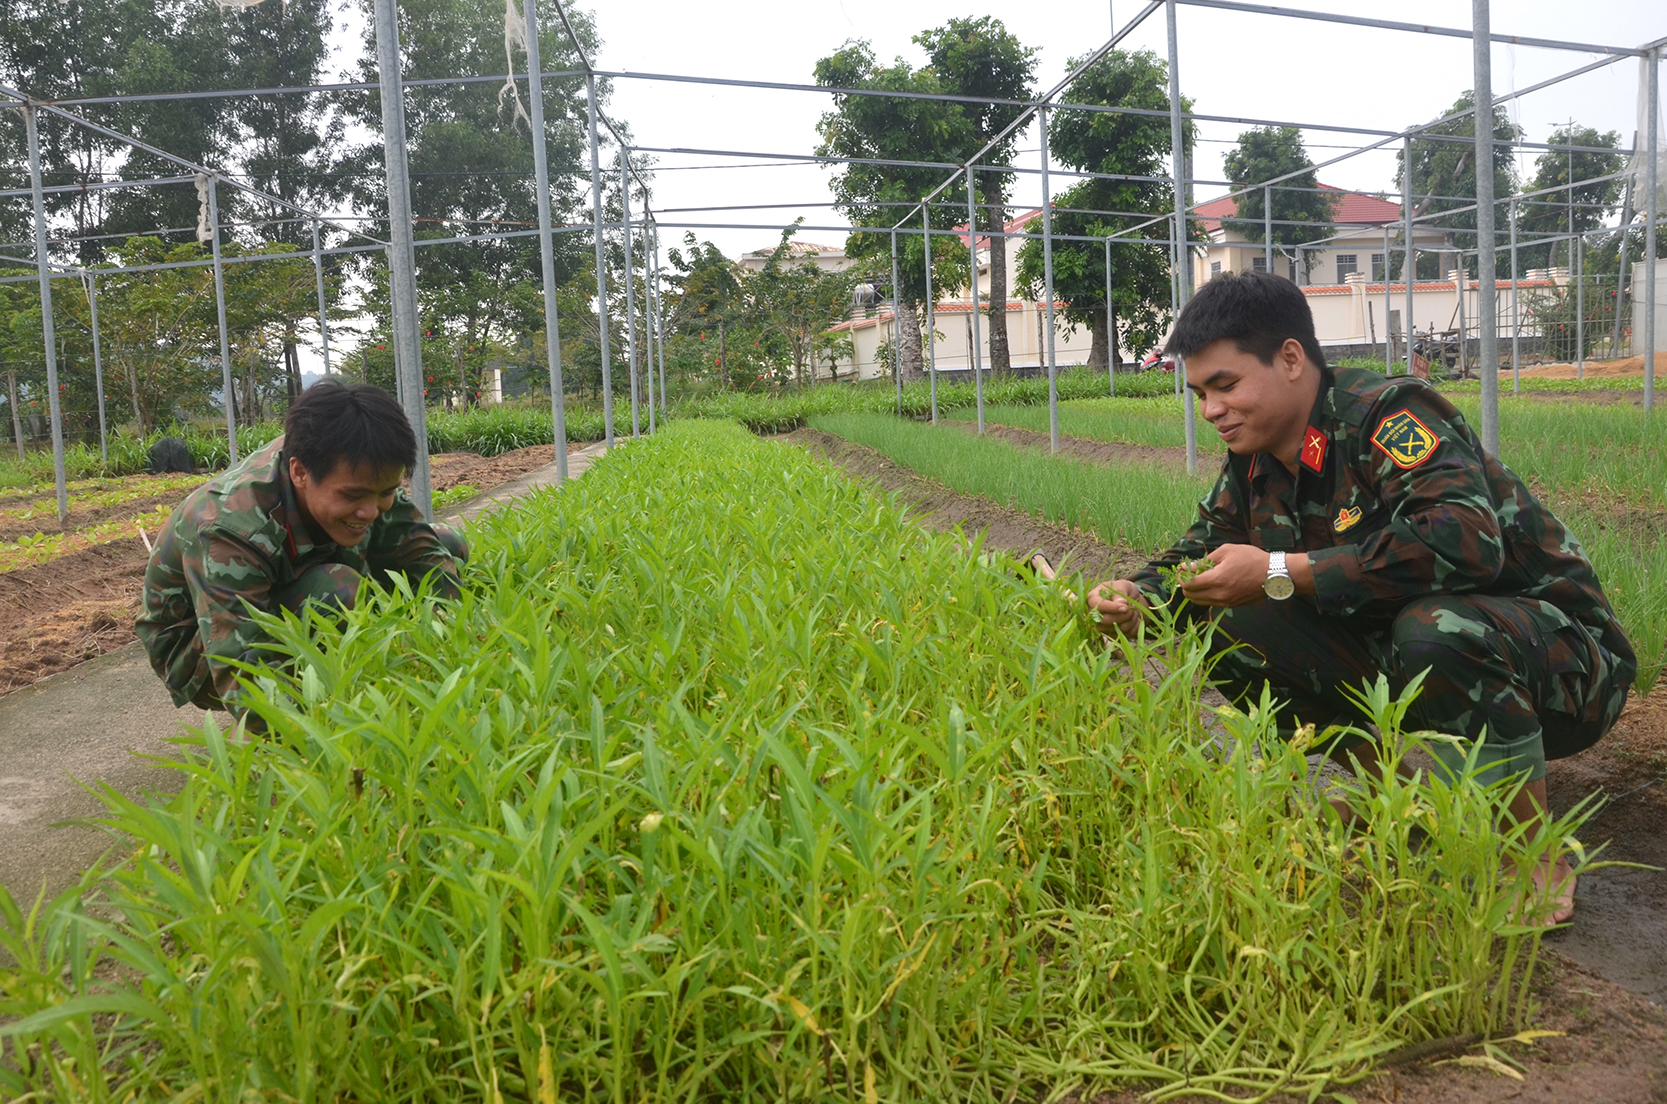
[644,226,656,433]
[1105,237,1116,397]
[923,203,937,424]
[524,0,568,480]
[890,229,903,415]
[1576,230,1585,379]
[1646,48,1658,414]
[24,103,67,523]
[1040,105,1059,453]
[1611,163,1635,361]
[1473,0,1499,458]
[1263,183,1273,275]
[1167,0,1197,475]
[1382,224,1392,367]
[1404,135,1416,376]
[966,166,985,433]
[654,223,667,414]
[206,175,238,464]
[86,271,107,463]
[373,0,432,514]
[311,219,332,377]
[620,146,640,436]
[586,72,615,447]
[1510,198,1520,391]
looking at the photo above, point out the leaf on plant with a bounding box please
[1438,1054,1524,1080]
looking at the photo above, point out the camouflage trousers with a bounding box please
[173,524,469,713]
[1190,593,1631,784]
[270,523,470,614]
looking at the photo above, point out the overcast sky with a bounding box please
[310,0,1662,370]
[580,0,1662,259]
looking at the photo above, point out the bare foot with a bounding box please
[1508,856,1577,927]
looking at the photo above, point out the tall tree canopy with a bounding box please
[815,39,970,381]
[915,17,1037,375]
[1222,126,1336,277]
[1397,92,1521,277]
[1015,49,1191,370]
[1515,124,1625,273]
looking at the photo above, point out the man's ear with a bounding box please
[1281,338,1308,382]
[288,454,310,489]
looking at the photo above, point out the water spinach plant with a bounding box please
[1,421,1583,1102]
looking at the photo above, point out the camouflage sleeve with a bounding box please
[185,527,282,715]
[1307,389,1503,617]
[1127,464,1248,607]
[361,490,464,599]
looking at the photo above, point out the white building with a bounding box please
[737,240,855,274]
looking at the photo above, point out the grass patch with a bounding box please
[0,420,1581,1102]
[809,411,1211,554]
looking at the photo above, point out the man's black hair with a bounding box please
[284,380,416,479]
[1163,271,1328,372]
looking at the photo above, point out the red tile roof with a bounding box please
[1196,184,1402,233]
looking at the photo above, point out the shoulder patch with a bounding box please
[1333,505,1362,532]
[1300,426,1328,473]
[1371,408,1439,469]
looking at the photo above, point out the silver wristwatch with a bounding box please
[1263,550,1295,601]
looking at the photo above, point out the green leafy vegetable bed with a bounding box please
[1,421,1577,1102]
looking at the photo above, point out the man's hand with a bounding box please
[1180,544,1271,608]
[1087,579,1149,636]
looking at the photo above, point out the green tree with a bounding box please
[748,228,865,388]
[915,17,1038,376]
[1397,92,1522,278]
[1222,126,1337,279]
[1514,125,1625,274]
[1015,49,1190,370]
[345,0,605,409]
[815,39,970,381]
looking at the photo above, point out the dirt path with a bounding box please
[788,426,1667,1103]
[0,443,576,698]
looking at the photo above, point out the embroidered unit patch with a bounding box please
[1333,505,1362,532]
[1371,409,1439,469]
[1300,426,1328,473]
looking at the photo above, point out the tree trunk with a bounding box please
[126,359,145,433]
[284,339,303,403]
[897,299,925,382]
[984,195,1012,375]
[1087,313,1108,372]
[7,371,24,459]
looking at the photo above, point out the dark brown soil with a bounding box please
[0,444,566,698]
[950,419,1205,469]
[0,485,197,542]
[786,426,1667,1104]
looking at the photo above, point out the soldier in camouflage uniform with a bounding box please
[137,381,467,719]
[1087,272,1633,925]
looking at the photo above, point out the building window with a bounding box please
[1371,253,1386,281]
[1210,261,1222,280]
[1251,256,1267,273]
[1335,254,1359,284]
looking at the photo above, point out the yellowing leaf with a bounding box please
[864,1062,877,1104]
[1504,1029,1563,1046]
[784,994,825,1036]
[1442,1054,1524,1080]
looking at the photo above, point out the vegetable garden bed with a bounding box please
[0,420,1607,1102]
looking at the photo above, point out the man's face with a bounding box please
[288,455,405,547]
[1184,337,1313,457]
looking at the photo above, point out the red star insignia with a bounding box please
[1300,426,1327,473]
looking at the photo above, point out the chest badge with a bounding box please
[1371,409,1439,469]
[1333,505,1362,532]
[1300,426,1328,473]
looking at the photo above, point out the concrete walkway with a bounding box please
[0,443,608,905]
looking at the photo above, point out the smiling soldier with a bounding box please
[1087,271,1634,926]
[137,381,467,720]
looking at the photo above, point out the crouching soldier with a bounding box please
[137,381,467,719]
[1087,272,1634,926]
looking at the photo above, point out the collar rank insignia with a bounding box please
[1300,425,1327,473]
[1333,505,1362,533]
[1370,409,1439,469]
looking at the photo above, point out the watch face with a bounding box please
[1263,574,1296,601]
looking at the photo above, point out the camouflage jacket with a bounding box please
[1130,367,1636,677]
[136,435,462,712]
